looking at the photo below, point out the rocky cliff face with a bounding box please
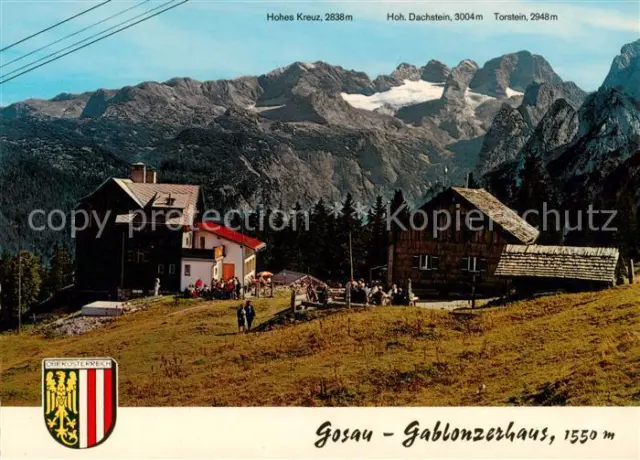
[476,81,587,176]
[601,39,640,101]
[481,40,640,217]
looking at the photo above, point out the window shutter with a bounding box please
[471,257,477,272]
[460,257,468,271]
[479,258,488,272]
[431,256,439,270]
[412,255,420,268]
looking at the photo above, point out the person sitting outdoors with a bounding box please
[371,284,384,305]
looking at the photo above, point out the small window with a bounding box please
[413,255,439,271]
[184,264,191,276]
[158,264,164,274]
[169,264,175,275]
[461,257,488,273]
[199,236,206,249]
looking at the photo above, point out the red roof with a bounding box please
[197,221,266,251]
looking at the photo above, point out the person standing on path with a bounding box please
[244,300,256,331]
[237,303,247,333]
[234,277,242,300]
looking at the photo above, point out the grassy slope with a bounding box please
[1,285,639,407]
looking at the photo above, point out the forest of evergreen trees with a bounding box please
[491,154,640,258]
[250,192,398,281]
[0,246,73,328]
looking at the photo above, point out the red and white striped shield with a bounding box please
[43,358,118,449]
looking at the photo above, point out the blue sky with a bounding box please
[0,0,638,105]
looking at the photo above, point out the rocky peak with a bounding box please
[520,99,579,164]
[469,50,563,97]
[257,61,375,106]
[520,81,587,126]
[391,63,421,81]
[476,104,530,175]
[80,89,118,118]
[576,87,640,141]
[442,59,479,102]
[601,39,640,101]
[420,59,450,83]
[372,74,401,92]
[547,87,640,180]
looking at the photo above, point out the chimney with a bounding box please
[466,172,475,188]
[131,162,146,183]
[145,167,157,184]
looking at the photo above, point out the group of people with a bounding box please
[345,280,410,306]
[237,300,256,333]
[298,279,412,306]
[183,277,243,300]
[305,283,329,305]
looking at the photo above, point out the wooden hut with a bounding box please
[495,245,621,294]
[388,187,539,298]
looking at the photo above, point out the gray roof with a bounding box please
[495,244,620,283]
[272,270,326,286]
[452,187,540,244]
[113,179,200,226]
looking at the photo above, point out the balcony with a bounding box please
[181,245,225,260]
[181,248,214,260]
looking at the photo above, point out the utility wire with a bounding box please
[2,0,176,79]
[1,0,152,70]
[0,0,113,53]
[0,0,188,86]
[0,0,183,83]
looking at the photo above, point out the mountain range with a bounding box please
[1,40,639,256]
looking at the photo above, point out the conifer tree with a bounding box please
[309,199,332,279]
[388,189,410,240]
[517,154,560,243]
[366,195,388,270]
[0,251,42,325]
[42,245,73,299]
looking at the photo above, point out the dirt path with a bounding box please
[167,302,213,316]
[416,298,496,311]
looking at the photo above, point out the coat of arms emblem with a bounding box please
[42,358,117,449]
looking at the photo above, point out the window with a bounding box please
[244,256,256,275]
[412,255,439,271]
[184,264,191,276]
[199,236,206,249]
[461,257,488,273]
[169,264,176,275]
[158,264,164,274]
